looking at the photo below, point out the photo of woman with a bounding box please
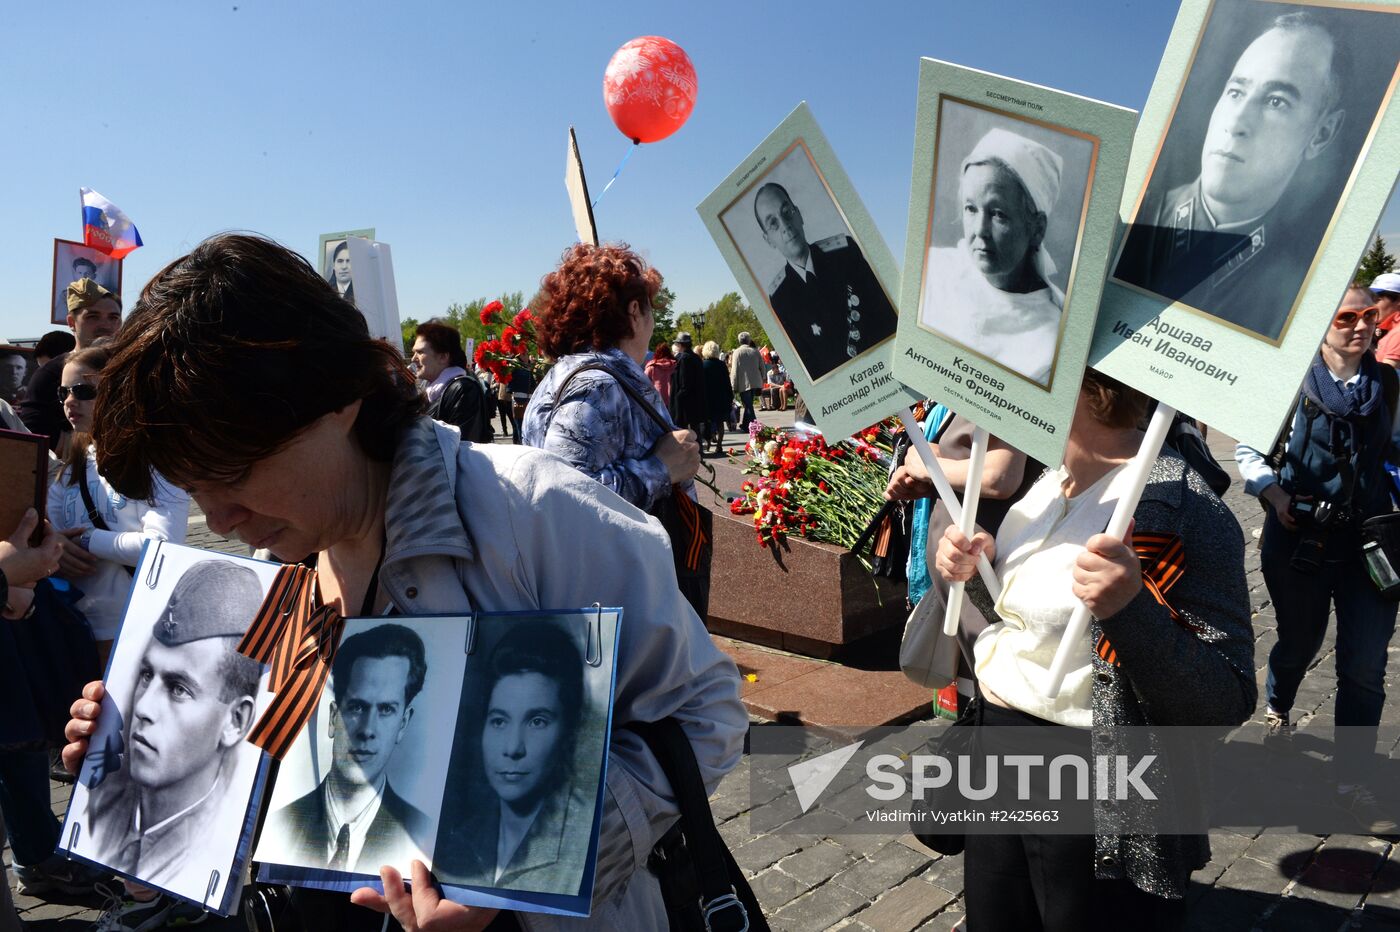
[918,100,1096,388]
[433,619,600,897]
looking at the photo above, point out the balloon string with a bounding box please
[591,141,638,209]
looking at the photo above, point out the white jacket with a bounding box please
[379,418,745,930]
[47,447,190,640]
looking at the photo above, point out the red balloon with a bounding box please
[603,36,697,144]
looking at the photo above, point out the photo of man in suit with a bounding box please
[262,624,431,874]
[1114,8,1362,342]
[754,182,898,380]
[75,560,265,898]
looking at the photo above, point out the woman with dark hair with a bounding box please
[413,321,491,443]
[643,341,675,408]
[326,240,354,303]
[520,243,700,511]
[436,623,592,894]
[934,369,1255,931]
[62,234,744,931]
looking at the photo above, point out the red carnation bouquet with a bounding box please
[473,301,548,383]
[730,418,896,557]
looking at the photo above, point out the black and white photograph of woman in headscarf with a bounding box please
[919,99,1098,388]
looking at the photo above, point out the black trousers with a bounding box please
[962,702,1188,932]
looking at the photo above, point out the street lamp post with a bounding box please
[692,310,707,342]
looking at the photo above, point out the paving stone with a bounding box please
[1216,855,1293,899]
[771,881,866,930]
[750,866,806,911]
[733,832,810,877]
[919,852,965,892]
[718,811,751,847]
[1243,832,1324,867]
[831,842,930,898]
[851,877,945,932]
[913,905,966,932]
[774,842,858,887]
[831,832,897,859]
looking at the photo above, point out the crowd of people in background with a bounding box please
[1,247,1398,932]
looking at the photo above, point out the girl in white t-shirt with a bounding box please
[47,344,189,658]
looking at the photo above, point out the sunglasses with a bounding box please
[1332,306,1381,329]
[57,383,98,402]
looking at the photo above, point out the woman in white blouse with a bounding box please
[47,343,189,661]
[935,370,1254,930]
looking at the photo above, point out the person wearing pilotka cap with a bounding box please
[18,278,122,450]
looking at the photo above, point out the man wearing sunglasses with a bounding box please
[18,278,121,451]
[1235,285,1399,833]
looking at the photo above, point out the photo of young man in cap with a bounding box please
[66,559,266,901]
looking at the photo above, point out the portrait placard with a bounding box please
[256,608,622,919]
[51,238,122,326]
[566,126,599,247]
[60,543,280,915]
[698,102,920,441]
[1094,0,1400,448]
[893,60,1137,467]
[344,236,402,344]
[317,228,375,308]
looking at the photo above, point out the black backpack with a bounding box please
[429,374,495,444]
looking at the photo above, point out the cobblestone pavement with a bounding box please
[10,428,1400,930]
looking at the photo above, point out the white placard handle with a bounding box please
[898,408,1001,600]
[1043,404,1176,697]
[943,426,989,636]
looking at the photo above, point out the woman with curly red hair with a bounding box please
[521,243,701,510]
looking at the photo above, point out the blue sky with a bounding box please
[1,0,1395,341]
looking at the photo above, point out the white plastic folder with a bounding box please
[59,541,282,915]
[254,607,623,919]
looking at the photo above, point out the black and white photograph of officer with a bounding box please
[65,558,269,905]
[1114,0,1400,343]
[721,144,899,382]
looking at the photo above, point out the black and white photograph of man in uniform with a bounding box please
[1114,0,1400,343]
[720,143,899,382]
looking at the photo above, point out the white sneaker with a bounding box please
[1337,783,1399,837]
[1264,708,1294,742]
[91,886,174,932]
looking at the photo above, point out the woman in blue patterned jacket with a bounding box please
[521,243,701,511]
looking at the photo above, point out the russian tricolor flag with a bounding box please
[80,187,143,259]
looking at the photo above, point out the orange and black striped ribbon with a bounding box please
[236,563,347,759]
[1094,531,1201,667]
[674,489,710,571]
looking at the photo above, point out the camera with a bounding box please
[1288,497,1335,528]
[1288,496,1345,574]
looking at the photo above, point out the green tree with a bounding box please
[400,317,420,355]
[1357,234,1396,286]
[650,285,678,348]
[677,292,770,351]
